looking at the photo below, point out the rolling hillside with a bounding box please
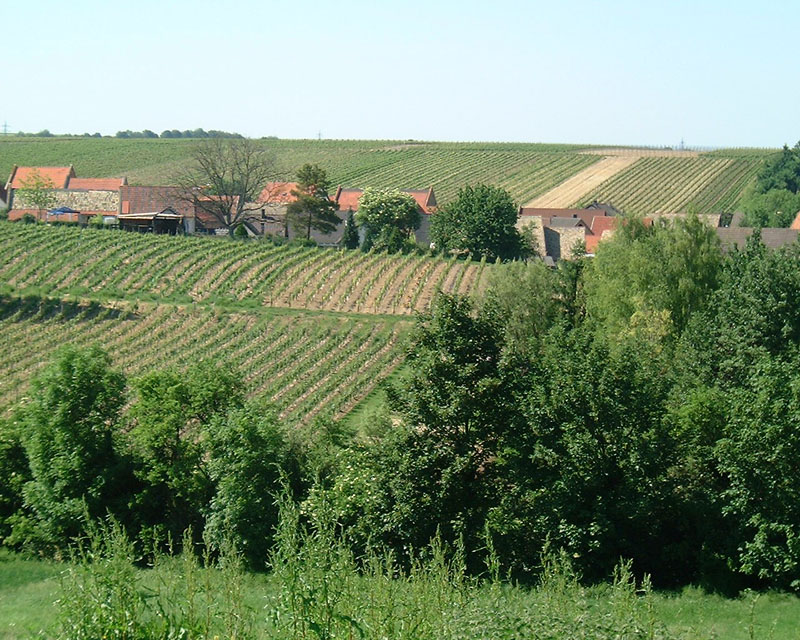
[0,222,493,423]
[0,223,488,314]
[0,137,773,213]
[0,296,409,425]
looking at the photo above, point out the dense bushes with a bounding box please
[316,217,800,591]
[3,215,800,595]
[742,141,800,227]
[0,351,301,567]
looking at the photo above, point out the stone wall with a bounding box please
[517,217,546,257]
[557,228,587,261]
[11,189,119,212]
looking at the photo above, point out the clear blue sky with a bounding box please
[4,0,797,147]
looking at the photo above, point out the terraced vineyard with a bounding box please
[0,296,409,424]
[0,222,489,315]
[0,137,599,206]
[574,155,763,214]
[0,137,773,212]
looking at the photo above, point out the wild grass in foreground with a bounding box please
[2,497,799,639]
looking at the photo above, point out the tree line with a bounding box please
[742,140,800,227]
[310,217,800,592]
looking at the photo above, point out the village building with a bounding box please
[119,186,198,234]
[253,183,437,247]
[4,165,125,223]
[117,207,184,234]
[517,207,623,260]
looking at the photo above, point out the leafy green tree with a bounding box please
[286,163,340,240]
[0,416,29,545]
[483,260,561,355]
[356,188,421,253]
[740,142,800,227]
[716,357,800,589]
[741,188,800,227]
[16,346,128,549]
[676,233,800,388]
[129,363,243,541]
[755,142,800,194]
[16,169,56,220]
[341,210,360,249]
[585,214,722,341]
[431,184,523,261]
[204,403,288,568]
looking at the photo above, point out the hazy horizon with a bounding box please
[4,0,798,149]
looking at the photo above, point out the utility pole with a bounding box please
[318,130,322,141]
[2,121,8,136]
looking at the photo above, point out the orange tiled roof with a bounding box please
[9,166,74,189]
[590,216,618,236]
[585,235,601,254]
[333,187,437,213]
[260,182,299,204]
[334,187,363,211]
[68,177,126,190]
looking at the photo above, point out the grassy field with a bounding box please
[0,136,775,212]
[2,550,799,640]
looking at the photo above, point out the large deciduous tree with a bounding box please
[128,362,242,541]
[431,184,523,261]
[16,346,129,549]
[174,137,283,236]
[285,163,340,240]
[356,188,421,253]
[585,213,722,341]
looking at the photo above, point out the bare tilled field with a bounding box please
[525,156,638,207]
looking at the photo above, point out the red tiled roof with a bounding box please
[260,182,299,204]
[402,188,437,213]
[332,186,437,213]
[591,216,618,235]
[68,177,126,190]
[585,235,601,254]
[119,185,195,219]
[9,166,74,189]
[333,187,363,211]
[790,211,800,230]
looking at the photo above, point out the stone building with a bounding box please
[5,165,126,223]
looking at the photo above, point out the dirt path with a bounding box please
[525,156,639,208]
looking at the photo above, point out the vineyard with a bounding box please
[0,295,411,424]
[573,155,763,214]
[0,222,489,315]
[0,137,774,212]
[0,220,495,423]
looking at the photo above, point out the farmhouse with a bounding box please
[517,203,732,261]
[5,165,125,223]
[333,186,437,247]
[117,207,184,234]
[119,186,198,234]
[517,207,623,260]
[252,183,438,247]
